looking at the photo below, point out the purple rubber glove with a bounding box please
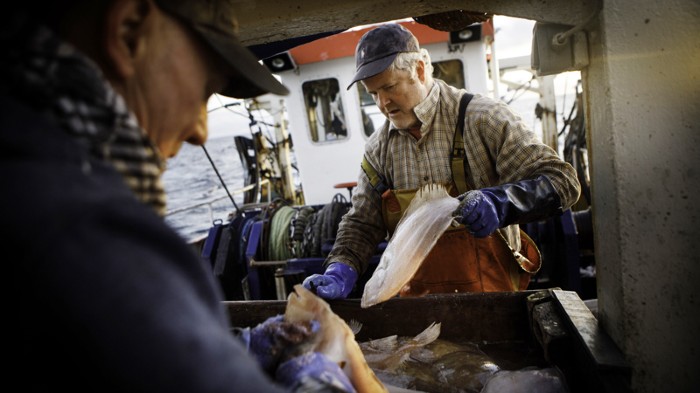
[236,315,320,373]
[276,352,356,393]
[302,263,358,300]
[453,176,563,238]
[454,190,500,238]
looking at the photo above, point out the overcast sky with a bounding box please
[492,15,536,58]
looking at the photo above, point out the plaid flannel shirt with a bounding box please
[327,79,580,274]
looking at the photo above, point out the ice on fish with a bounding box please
[362,184,459,308]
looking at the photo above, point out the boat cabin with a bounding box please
[268,20,491,205]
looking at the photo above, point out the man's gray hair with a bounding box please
[388,49,434,83]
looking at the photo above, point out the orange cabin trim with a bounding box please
[289,20,451,65]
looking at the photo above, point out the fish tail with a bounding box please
[409,322,441,346]
[378,323,441,371]
[348,319,363,335]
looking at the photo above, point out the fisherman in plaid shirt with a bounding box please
[304,23,580,299]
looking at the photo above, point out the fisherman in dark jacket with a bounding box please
[2,1,352,391]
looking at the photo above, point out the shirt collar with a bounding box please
[389,81,441,137]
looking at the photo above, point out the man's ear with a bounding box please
[415,60,426,83]
[104,0,152,79]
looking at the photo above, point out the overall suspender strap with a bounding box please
[451,93,474,195]
[365,93,473,196]
[361,156,389,195]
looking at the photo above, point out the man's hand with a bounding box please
[276,352,356,392]
[236,315,320,373]
[302,263,358,300]
[453,190,500,238]
[453,176,564,238]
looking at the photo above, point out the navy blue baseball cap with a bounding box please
[347,23,420,90]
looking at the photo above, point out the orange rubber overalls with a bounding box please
[378,186,541,296]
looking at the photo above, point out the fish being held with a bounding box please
[284,284,388,393]
[361,184,459,308]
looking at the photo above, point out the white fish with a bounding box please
[360,322,442,371]
[361,184,459,308]
[284,284,388,393]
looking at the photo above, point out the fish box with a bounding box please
[225,289,631,393]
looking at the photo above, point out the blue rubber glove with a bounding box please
[302,263,358,300]
[276,352,356,393]
[236,315,321,373]
[454,190,500,238]
[453,176,563,238]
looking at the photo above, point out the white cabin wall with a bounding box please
[279,56,367,205]
[424,41,489,95]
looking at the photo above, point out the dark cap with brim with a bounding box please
[347,23,420,90]
[155,0,289,98]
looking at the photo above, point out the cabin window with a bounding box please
[433,59,465,90]
[356,83,383,138]
[302,78,347,143]
[357,59,466,138]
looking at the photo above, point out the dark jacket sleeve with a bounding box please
[3,97,286,392]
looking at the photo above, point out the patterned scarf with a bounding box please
[1,18,167,215]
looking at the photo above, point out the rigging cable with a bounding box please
[200,95,270,215]
[201,144,241,215]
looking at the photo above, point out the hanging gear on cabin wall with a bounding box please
[289,206,315,257]
[300,194,350,258]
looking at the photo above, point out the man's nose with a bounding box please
[377,92,391,109]
[187,102,208,145]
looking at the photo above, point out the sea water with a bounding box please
[163,136,245,243]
